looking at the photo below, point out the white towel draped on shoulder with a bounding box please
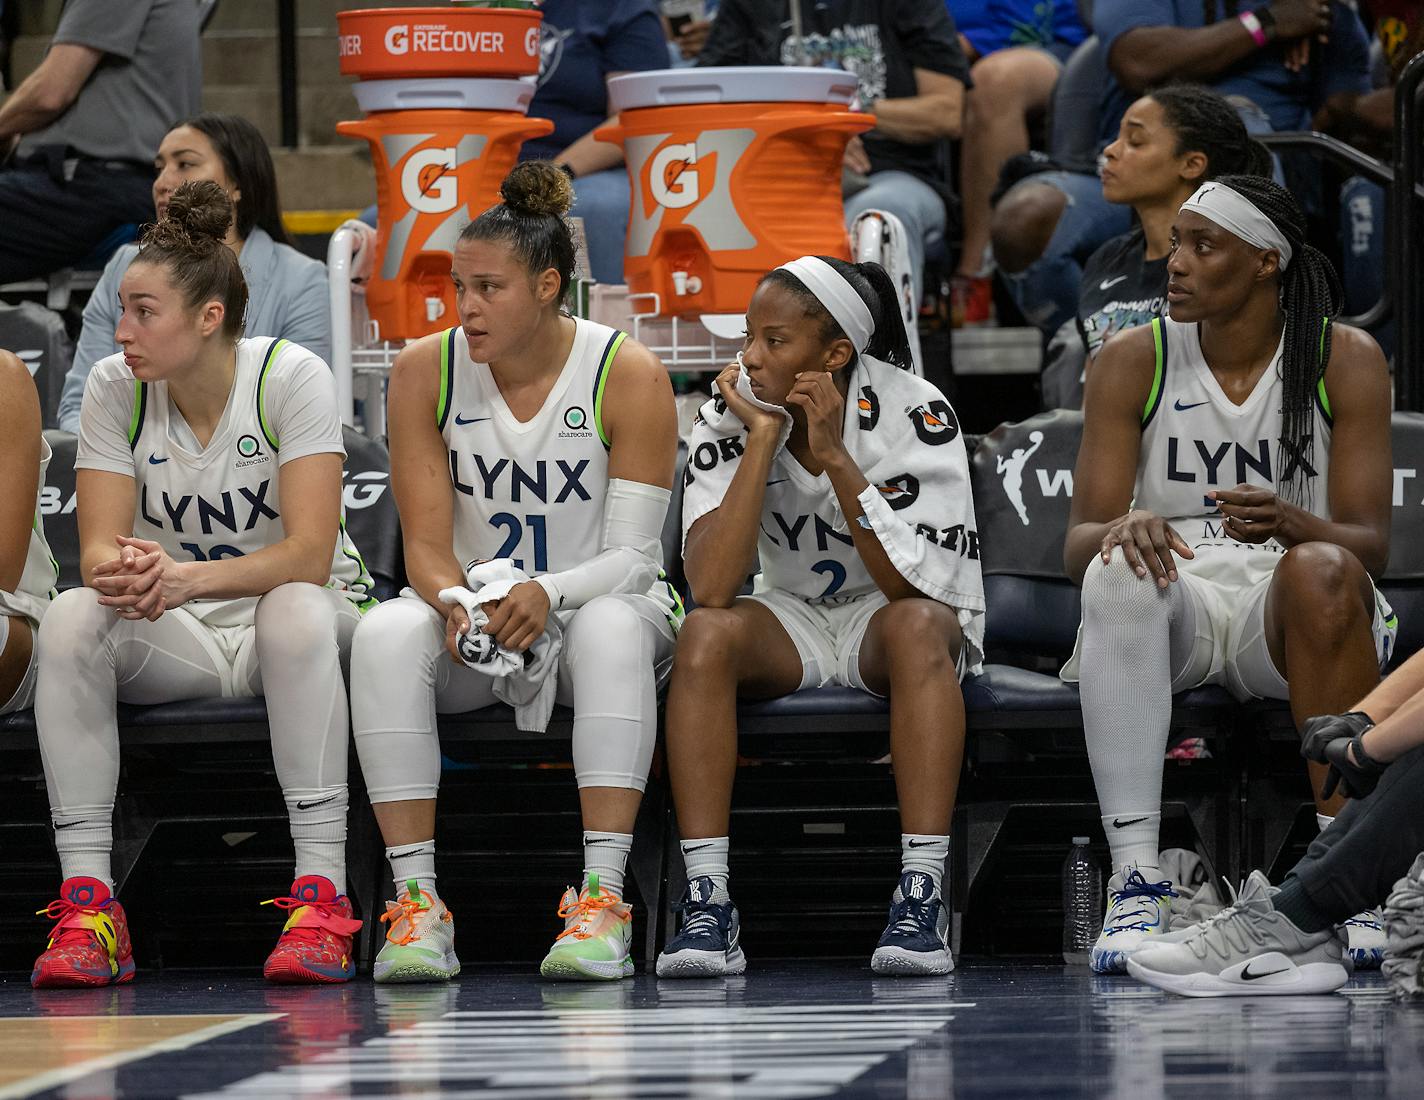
[685,356,986,675]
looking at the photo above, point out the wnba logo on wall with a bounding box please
[561,406,591,437]
[235,434,267,469]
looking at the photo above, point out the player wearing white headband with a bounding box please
[1062,173,1395,986]
[659,255,985,978]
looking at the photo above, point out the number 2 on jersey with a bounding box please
[490,513,549,573]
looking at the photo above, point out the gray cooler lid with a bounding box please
[607,67,860,112]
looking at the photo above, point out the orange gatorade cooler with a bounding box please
[335,7,551,340]
[598,68,873,318]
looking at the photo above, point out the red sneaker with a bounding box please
[262,874,362,984]
[32,877,136,989]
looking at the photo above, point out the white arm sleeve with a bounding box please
[534,478,671,612]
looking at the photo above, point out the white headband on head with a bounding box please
[1180,182,1293,270]
[777,256,874,353]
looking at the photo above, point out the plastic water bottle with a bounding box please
[1062,837,1103,965]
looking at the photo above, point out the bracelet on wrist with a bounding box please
[1238,9,1270,47]
[557,161,577,181]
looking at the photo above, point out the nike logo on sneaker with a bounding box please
[1099,275,1128,290]
[454,414,490,426]
[1173,399,1210,412]
[148,454,168,465]
[1240,961,1290,981]
[296,796,338,810]
[1112,816,1148,828]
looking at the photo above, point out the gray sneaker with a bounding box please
[1383,853,1424,1001]
[1125,870,1348,997]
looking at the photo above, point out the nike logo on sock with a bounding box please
[907,839,941,848]
[682,843,715,853]
[53,820,88,830]
[388,847,430,859]
[1240,961,1290,981]
[296,796,338,810]
[584,838,617,845]
[1112,816,1149,828]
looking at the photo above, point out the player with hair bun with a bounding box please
[350,160,681,984]
[30,180,374,989]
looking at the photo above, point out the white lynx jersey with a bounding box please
[77,338,375,626]
[0,439,59,625]
[1133,315,1333,589]
[437,317,681,622]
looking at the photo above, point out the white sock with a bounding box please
[582,831,632,897]
[1079,555,1196,875]
[53,810,114,891]
[901,834,949,892]
[681,836,730,903]
[387,841,438,900]
[1101,811,1162,877]
[1317,812,1334,833]
[285,786,347,892]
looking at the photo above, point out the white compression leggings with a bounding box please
[350,592,676,802]
[35,583,361,874]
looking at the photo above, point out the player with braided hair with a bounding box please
[1063,172,1396,975]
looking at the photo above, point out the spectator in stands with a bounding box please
[0,351,54,718]
[1078,85,1272,361]
[0,0,200,282]
[1129,674,1424,997]
[950,0,1086,325]
[658,256,984,979]
[661,0,718,66]
[698,0,972,305]
[1062,174,1394,978]
[350,163,680,985]
[524,0,668,285]
[30,182,372,990]
[991,0,1373,336]
[58,114,329,434]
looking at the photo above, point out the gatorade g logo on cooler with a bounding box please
[625,130,758,256]
[382,22,514,59]
[401,147,458,214]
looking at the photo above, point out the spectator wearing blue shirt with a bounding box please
[524,0,669,285]
[989,0,1372,336]
[949,0,1087,324]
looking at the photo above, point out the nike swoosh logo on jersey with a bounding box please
[296,795,338,810]
[454,414,490,426]
[765,479,788,486]
[1174,399,1210,412]
[1099,275,1129,290]
[148,454,168,465]
[1240,961,1290,981]
[1112,816,1148,828]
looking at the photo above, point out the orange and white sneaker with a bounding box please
[539,873,634,981]
[32,877,136,989]
[261,874,362,984]
[374,880,460,984]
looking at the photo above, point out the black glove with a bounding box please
[1300,710,1386,799]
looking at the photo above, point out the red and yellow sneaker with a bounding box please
[32,877,136,989]
[261,874,362,984]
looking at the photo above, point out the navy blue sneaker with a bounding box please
[871,871,953,976]
[655,876,746,978]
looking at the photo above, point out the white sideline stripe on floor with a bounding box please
[0,1013,281,1100]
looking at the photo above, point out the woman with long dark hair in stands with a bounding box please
[58,113,329,431]
[1063,174,1395,980]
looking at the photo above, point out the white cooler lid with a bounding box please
[352,77,536,115]
[607,67,859,112]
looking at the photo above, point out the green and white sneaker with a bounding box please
[373,880,460,984]
[539,874,634,982]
